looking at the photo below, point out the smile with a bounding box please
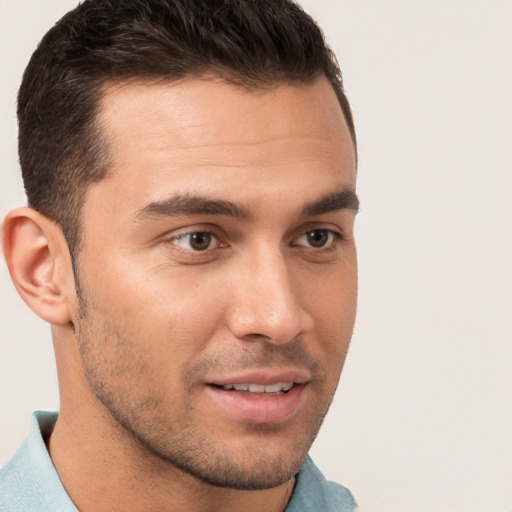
[218,382,294,394]
[206,382,307,424]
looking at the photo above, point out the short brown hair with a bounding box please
[18,0,356,256]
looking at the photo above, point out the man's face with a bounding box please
[73,77,357,489]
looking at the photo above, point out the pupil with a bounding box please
[190,232,211,250]
[307,230,328,247]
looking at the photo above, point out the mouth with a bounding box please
[213,382,294,395]
[205,371,309,424]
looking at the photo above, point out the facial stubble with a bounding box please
[72,287,343,490]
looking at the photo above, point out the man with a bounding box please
[0,0,359,510]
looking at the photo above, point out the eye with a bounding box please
[171,231,218,251]
[294,229,339,249]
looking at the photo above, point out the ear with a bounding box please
[2,207,75,325]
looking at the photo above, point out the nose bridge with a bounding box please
[227,242,310,343]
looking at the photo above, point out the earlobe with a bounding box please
[2,207,75,325]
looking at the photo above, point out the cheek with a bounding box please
[303,263,357,360]
[112,273,229,367]
[306,258,357,321]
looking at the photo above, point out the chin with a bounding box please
[127,415,312,490]
[175,449,306,490]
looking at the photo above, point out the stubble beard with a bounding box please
[72,288,340,490]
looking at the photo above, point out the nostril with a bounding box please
[242,333,272,342]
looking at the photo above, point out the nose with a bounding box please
[226,247,313,344]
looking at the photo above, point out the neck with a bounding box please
[49,405,296,512]
[49,331,296,512]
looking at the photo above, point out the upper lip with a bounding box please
[206,368,311,387]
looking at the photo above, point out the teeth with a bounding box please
[266,382,293,392]
[221,382,293,393]
[248,384,265,392]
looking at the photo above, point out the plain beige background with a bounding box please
[1,1,511,511]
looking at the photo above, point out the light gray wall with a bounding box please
[1,1,511,511]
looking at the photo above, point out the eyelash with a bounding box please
[167,228,344,253]
[291,229,344,251]
[169,231,225,252]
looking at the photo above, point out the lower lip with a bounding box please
[206,384,306,424]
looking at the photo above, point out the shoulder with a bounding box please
[0,412,77,512]
[286,455,356,512]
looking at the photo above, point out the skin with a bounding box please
[3,77,357,511]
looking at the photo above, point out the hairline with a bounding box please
[69,72,356,261]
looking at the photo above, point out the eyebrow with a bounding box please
[301,189,359,216]
[135,188,359,222]
[136,193,252,221]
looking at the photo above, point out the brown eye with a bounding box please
[294,229,339,249]
[189,232,212,250]
[306,230,329,247]
[172,232,215,251]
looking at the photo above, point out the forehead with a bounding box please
[89,78,356,215]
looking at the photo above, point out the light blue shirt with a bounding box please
[0,412,356,511]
